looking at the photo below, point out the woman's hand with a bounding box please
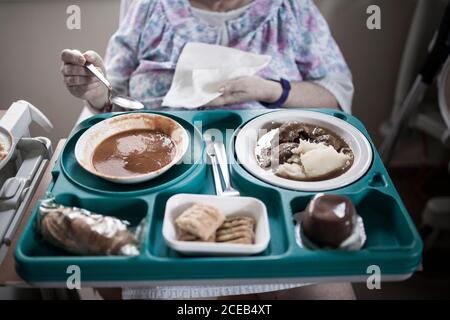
[60,49,109,109]
[208,76,282,106]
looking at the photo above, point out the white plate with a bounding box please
[235,110,373,191]
[75,113,189,184]
[162,194,270,256]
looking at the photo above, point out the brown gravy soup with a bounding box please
[92,129,176,177]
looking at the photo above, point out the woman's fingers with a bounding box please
[64,75,99,87]
[61,64,91,76]
[226,91,250,104]
[210,91,249,106]
[60,48,108,106]
[219,77,248,95]
[212,77,255,105]
[66,81,109,106]
[83,50,105,72]
[61,49,86,65]
[68,81,102,93]
[61,49,105,75]
[217,76,272,104]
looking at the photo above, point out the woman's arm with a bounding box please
[210,0,353,111]
[60,49,110,110]
[104,0,154,96]
[263,79,339,109]
[210,76,339,109]
[290,0,354,112]
[60,0,153,112]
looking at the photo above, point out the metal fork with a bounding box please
[204,132,224,196]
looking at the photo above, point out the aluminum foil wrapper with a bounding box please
[36,194,143,256]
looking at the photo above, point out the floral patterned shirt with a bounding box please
[104,0,354,113]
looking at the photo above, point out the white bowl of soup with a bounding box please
[75,113,189,184]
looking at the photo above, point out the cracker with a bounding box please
[216,225,254,237]
[175,203,225,241]
[216,230,254,242]
[215,215,256,244]
[177,227,215,242]
[220,216,255,229]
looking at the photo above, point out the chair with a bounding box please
[421,57,450,251]
[380,0,450,162]
[378,0,450,250]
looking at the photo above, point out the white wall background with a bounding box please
[0,0,419,147]
[0,0,121,143]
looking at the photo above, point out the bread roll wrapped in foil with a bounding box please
[36,194,142,256]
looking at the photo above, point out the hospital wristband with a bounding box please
[260,78,291,109]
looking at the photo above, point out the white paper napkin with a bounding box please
[162,42,271,109]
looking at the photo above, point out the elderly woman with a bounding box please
[61,0,353,113]
[60,0,355,299]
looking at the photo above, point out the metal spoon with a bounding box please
[85,63,144,110]
[213,141,240,197]
[204,131,224,196]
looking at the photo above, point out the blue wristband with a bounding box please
[260,78,291,109]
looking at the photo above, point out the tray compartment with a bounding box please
[354,190,416,249]
[285,189,421,276]
[290,189,416,251]
[192,111,243,131]
[229,181,292,256]
[148,169,290,258]
[59,113,203,195]
[18,193,149,258]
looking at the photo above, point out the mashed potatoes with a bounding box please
[276,140,352,181]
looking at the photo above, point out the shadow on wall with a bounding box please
[0,0,417,147]
[316,0,417,146]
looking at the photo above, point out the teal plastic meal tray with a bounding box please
[14,109,422,286]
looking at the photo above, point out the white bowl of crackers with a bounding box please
[163,194,270,256]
